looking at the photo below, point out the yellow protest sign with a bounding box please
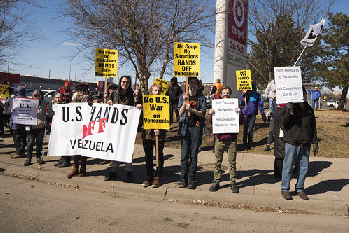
[0,84,10,99]
[95,48,118,77]
[174,42,200,77]
[236,70,252,90]
[153,78,169,95]
[143,95,170,130]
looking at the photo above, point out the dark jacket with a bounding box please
[281,101,317,146]
[273,107,285,158]
[166,84,183,104]
[239,90,264,116]
[108,77,135,106]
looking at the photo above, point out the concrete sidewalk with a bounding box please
[1,131,348,216]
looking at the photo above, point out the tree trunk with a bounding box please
[338,85,348,110]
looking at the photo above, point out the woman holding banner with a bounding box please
[67,83,90,178]
[104,75,141,182]
[141,84,167,188]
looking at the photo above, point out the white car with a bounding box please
[327,100,339,108]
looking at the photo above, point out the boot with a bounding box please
[67,156,79,179]
[54,157,63,166]
[125,171,133,183]
[264,144,270,151]
[78,156,87,177]
[58,157,71,167]
[209,181,220,192]
[153,177,161,188]
[24,158,31,166]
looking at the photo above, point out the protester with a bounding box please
[141,84,167,188]
[239,82,266,150]
[280,86,318,200]
[24,90,48,166]
[166,77,183,124]
[208,86,239,193]
[211,79,222,100]
[177,77,206,189]
[9,86,27,159]
[272,103,286,180]
[103,83,117,103]
[67,83,90,178]
[104,75,141,182]
[52,93,71,168]
[311,87,321,110]
[265,78,276,121]
[59,80,73,103]
[264,93,277,151]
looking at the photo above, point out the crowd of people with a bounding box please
[4,76,319,200]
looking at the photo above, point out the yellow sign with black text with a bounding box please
[153,78,169,95]
[143,95,170,130]
[95,48,118,77]
[0,84,10,99]
[174,42,200,77]
[236,70,252,90]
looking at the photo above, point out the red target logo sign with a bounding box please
[228,0,248,45]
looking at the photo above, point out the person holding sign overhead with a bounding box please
[141,84,167,188]
[177,77,206,189]
[208,86,239,193]
[239,82,266,150]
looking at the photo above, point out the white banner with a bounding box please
[301,18,325,47]
[212,98,239,134]
[274,67,303,104]
[48,103,141,163]
[13,97,39,125]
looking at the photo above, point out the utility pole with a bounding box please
[69,65,71,81]
[48,69,51,79]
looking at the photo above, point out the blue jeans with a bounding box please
[27,127,45,160]
[281,143,310,192]
[243,114,256,145]
[312,99,319,110]
[181,125,201,182]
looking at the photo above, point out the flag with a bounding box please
[301,18,325,47]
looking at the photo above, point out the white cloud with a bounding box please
[62,41,81,47]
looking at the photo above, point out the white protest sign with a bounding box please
[48,103,141,163]
[274,67,303,104]
[12,97,39,125]
[212,98,239,134]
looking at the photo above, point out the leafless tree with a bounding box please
[61,0,215,93]
[247,0,337,86]
[0,0,36,68]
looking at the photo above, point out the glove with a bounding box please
[285,102,294,114]
[313,142,319,156]
[262,113,267,122]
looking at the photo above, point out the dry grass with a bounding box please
[135,109,349,158]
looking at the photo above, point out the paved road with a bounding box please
[1,175,348,233]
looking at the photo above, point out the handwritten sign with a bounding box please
[143,95,170,130]
[212,98,239,134]
[236,70,252,90]
[274,67,303,104]
[174,42,200,77]
[95,48,118,77]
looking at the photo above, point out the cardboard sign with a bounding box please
[143,95,170,130]
[174,42,200,77]
[153,78,169,95]
[236,70,252,90]
[95,48,118,77]
[212,98,239,134]
[274,67,303,104]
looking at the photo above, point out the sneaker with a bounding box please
[264,144,270,151]
[142,180,152,187]
[24,159,31,166]
[125,171,133,183]
[230,183,239,193]
[104,171,117,181]
[153,177,161,188]
[281,191,293,200]
[209,181,220,192]
[179,180,187,188]
[297,191,309,200]
[187,180,196,190]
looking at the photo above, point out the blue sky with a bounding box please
[3,0,349,87]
